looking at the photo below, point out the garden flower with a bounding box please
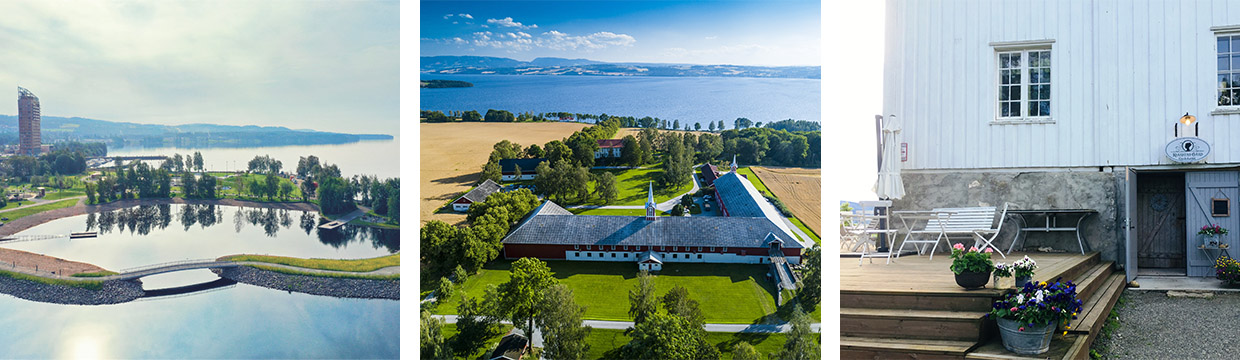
[953,243,965,250]
[984,248,993,253]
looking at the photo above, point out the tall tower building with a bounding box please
[17,87,41,156]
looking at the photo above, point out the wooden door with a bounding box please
[1185,171,1240,277]
[1136,173,1186,269]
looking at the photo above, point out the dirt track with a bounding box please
[420,122,588,225]
[751,166,821,236]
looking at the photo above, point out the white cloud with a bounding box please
[459,13,473,19]
[487,17,537,29]
[444,14,453,19]
[539,31,636,50]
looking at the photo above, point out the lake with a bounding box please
[0,204,400,358]
[108,138,401,179]
[419,74,821,127]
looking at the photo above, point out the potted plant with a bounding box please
[987,279,1084,355]
[1216,255,1240,287]
[994,256,1038,288]
[1199,224,1228,247]
[949,243,994,289]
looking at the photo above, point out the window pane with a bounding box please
[1222,36,1232,53]
[1030,70,1040,83]
[1001,103,1013,117]
[1040,84,1050,99]
[1000,86,1010,100]
[1040,69,1051,83]
[1221,55,1230,71]
[1232,36,1240,54]
[1000,54,1011,68]
[1039,51,1051,67]
[1011,53,1021,67]
[1028,85,1040,100]
[1011,69,1021,84]
[1221,90,1231,106]
[1221,74,1230,89]
[1232,55,1240,70]
[1010,86,1021,100]
[1028,102,1038,116]
[1000,70,1011,85]
[1028,52,1039,66]
[1039,101,1050,116]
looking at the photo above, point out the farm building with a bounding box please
[452,179,501,212]
[700,164,720,186]
[499,158,544,181]
[594,139,624,158]
[883,0,1240,280]
[501,170,806,266]
[487,331,528,360]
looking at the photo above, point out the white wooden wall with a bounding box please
[884,0,1240,170]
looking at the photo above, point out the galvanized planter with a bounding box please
[996,317,1054,355]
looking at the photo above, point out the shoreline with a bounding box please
[217,266,399,300]
[0,197,319,237]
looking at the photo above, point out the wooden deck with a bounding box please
[842,252,1098,295]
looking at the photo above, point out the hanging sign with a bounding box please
[901,143,908,162]
[1165,137,1211,163]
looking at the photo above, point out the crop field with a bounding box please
[749,166,821,237]
[420,122,589,225]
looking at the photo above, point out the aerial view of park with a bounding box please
[419,1,822,359]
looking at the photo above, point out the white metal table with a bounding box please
[1006,209,1098,255]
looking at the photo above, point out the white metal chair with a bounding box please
[893,210,952,260]
[842,212,899,265]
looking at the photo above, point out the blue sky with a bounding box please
[0,1,398,136]
[420,0,820,66]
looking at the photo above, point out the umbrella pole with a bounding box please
[875,115,890,251]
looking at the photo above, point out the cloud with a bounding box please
[452,21,458,24]
[459,13,473,19]
[487,17,537,29]
[444,14,453,19]
[539,31,636,50]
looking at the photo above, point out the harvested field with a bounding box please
[420,122,589,225]
[750,166,821,236]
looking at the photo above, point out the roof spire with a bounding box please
[645,182,657,221]
[730,154,738,173]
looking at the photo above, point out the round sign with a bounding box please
[1165,137,1211,163]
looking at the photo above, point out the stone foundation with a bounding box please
[894,170,1122,263]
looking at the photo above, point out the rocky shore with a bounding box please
[0,276,143,305]
[217,266,399,300]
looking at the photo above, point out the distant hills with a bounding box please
[0,115,393,149]
[420,56,820,79]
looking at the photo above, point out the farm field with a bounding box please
[749,166,821,237]
[431,260,780,324]
[420,122,589,225]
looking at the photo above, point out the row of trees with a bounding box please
[420,189,541,278]
[478,119,621,185]
[158,152,205,173]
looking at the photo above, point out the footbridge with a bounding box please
[107,259,242,281]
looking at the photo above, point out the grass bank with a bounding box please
[222,253,399,272]
[432,260,778,324]
[583,328,812,359]
[1,198,79,222]
[71,270,119,278]
[0,269,102,290]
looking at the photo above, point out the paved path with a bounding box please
[431,315,821,334]
[565,165,702,212]
[779,216,814,246]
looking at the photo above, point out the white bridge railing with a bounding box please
[120,259,227,274]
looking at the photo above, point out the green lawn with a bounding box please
[221,253,399,272]
[432,260,779,324]
[0,198,78,222]
[789,217,820,245]
[441,323,515,359]
[0,269,101,290]
[576,165,687,206]
[582,328,815,359]
[735,167,771,195]
[568,208,666,216]
[42,190,84,201]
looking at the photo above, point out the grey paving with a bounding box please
[1095,290,1240,359]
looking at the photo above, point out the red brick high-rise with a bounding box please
[17,87,41,156]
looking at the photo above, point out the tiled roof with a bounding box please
[713,172,772,218]
[502,209,802,249]
[701,165,720,186]
[489,333,528,360]
[597,139,624,148]
[460,179,501,203]
[499,158,546,173]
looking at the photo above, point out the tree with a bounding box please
[484,109,516,122]
[755,121,763,128]
[317,176,355,214]
[436,277,454,305]
[198,173,218,199]
[85,182,97,204]
[661,285,704,328]
[192,152,204,172]
[735,117,753,129]
[673,119,680,131]
[709,121,716,132]
[671,204,685,216]
[694,122,702,131]
[455,292,502,357]
[538,284,592,360]
[279,181,294,200]
[479,161,502,184]
[495,257,557,337]
[628,270,657,325]
[797,243,821,307]
[718,120,726,131]
[297,155,321,179]
[421,309,450,360]
[732,342,760,360]
[532,161,555,200]
[566,132,598,168]
[264,172,279,200]
[594,172,618,205]
[544,140,573,166]
[181,172,197,198]
[525,144,544,158]
[619,135,641,166]
[774,305,818,360]
[638,136,654,165]
[172,154,185,172]
[621,312,720,360]
[513,164,523,181]
[462,110,483,122]
[454,264,469,283]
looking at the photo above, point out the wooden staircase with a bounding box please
[841,252,1125,360]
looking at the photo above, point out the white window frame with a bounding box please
[1213,26,1240,115]
[991,40,1055,124]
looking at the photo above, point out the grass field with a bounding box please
[421,122,590,225]
[1,199,79,222]
[749,166,821,237]
[578,165,685,206]
[221,253,399,272]
[432,260,779,324]
[582,328,813,359]
[567,208,650,216]
[42,190,85,201]
[0,269,102,290]
[789,217,820,244]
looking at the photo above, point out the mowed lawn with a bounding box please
[440,323,514,359]
[568,208,665,216]
[583,328,815,360]
[433,260,779,324]
[579,165,686,206]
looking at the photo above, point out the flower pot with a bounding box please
[954,271,990,289]
[1015,275,1032,288]
[997,318,1055,355]
[1204,234,1224,247]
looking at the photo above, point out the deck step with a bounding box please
[841,290,1000,312]
[1068,273,1125,336]
[842,336,977,360]
[1032,252,1100,286]
[1070,261,1115,303]
[841,308,991,341]
[964,333,1087,360]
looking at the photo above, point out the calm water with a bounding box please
[108,138,400,179]
[0,204,400,358]
[419,74,821,127]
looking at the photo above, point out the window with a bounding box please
[697,254,702,259]
[624,253,629,258]
[574,252,579,257]
[574,245,579,250]
[673,254,678,259]
[996,50,1051,119]
[710,247,715,252]
[623,245,628,250]
[586,253,592,257]
[611,253,616,258]
[673,246,678,251]
[697,247,702,252]
[1220,34,1240,106]
[586,245,592,250]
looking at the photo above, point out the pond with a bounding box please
[0,204,401,358]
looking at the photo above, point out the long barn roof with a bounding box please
[502,212,800,249]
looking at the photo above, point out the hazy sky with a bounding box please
[0,1,398,136]
[826,1,885,202]
[420,0,820,66]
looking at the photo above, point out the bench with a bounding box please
[893,204,1011,260]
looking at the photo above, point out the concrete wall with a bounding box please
[894,170,1122,263]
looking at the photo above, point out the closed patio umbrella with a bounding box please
[874,115,905,200]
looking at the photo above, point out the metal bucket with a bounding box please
[996,317,1054,355]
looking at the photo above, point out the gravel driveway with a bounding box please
[1095,290,1240,359]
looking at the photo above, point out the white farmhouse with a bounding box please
[884,0,1240,280]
